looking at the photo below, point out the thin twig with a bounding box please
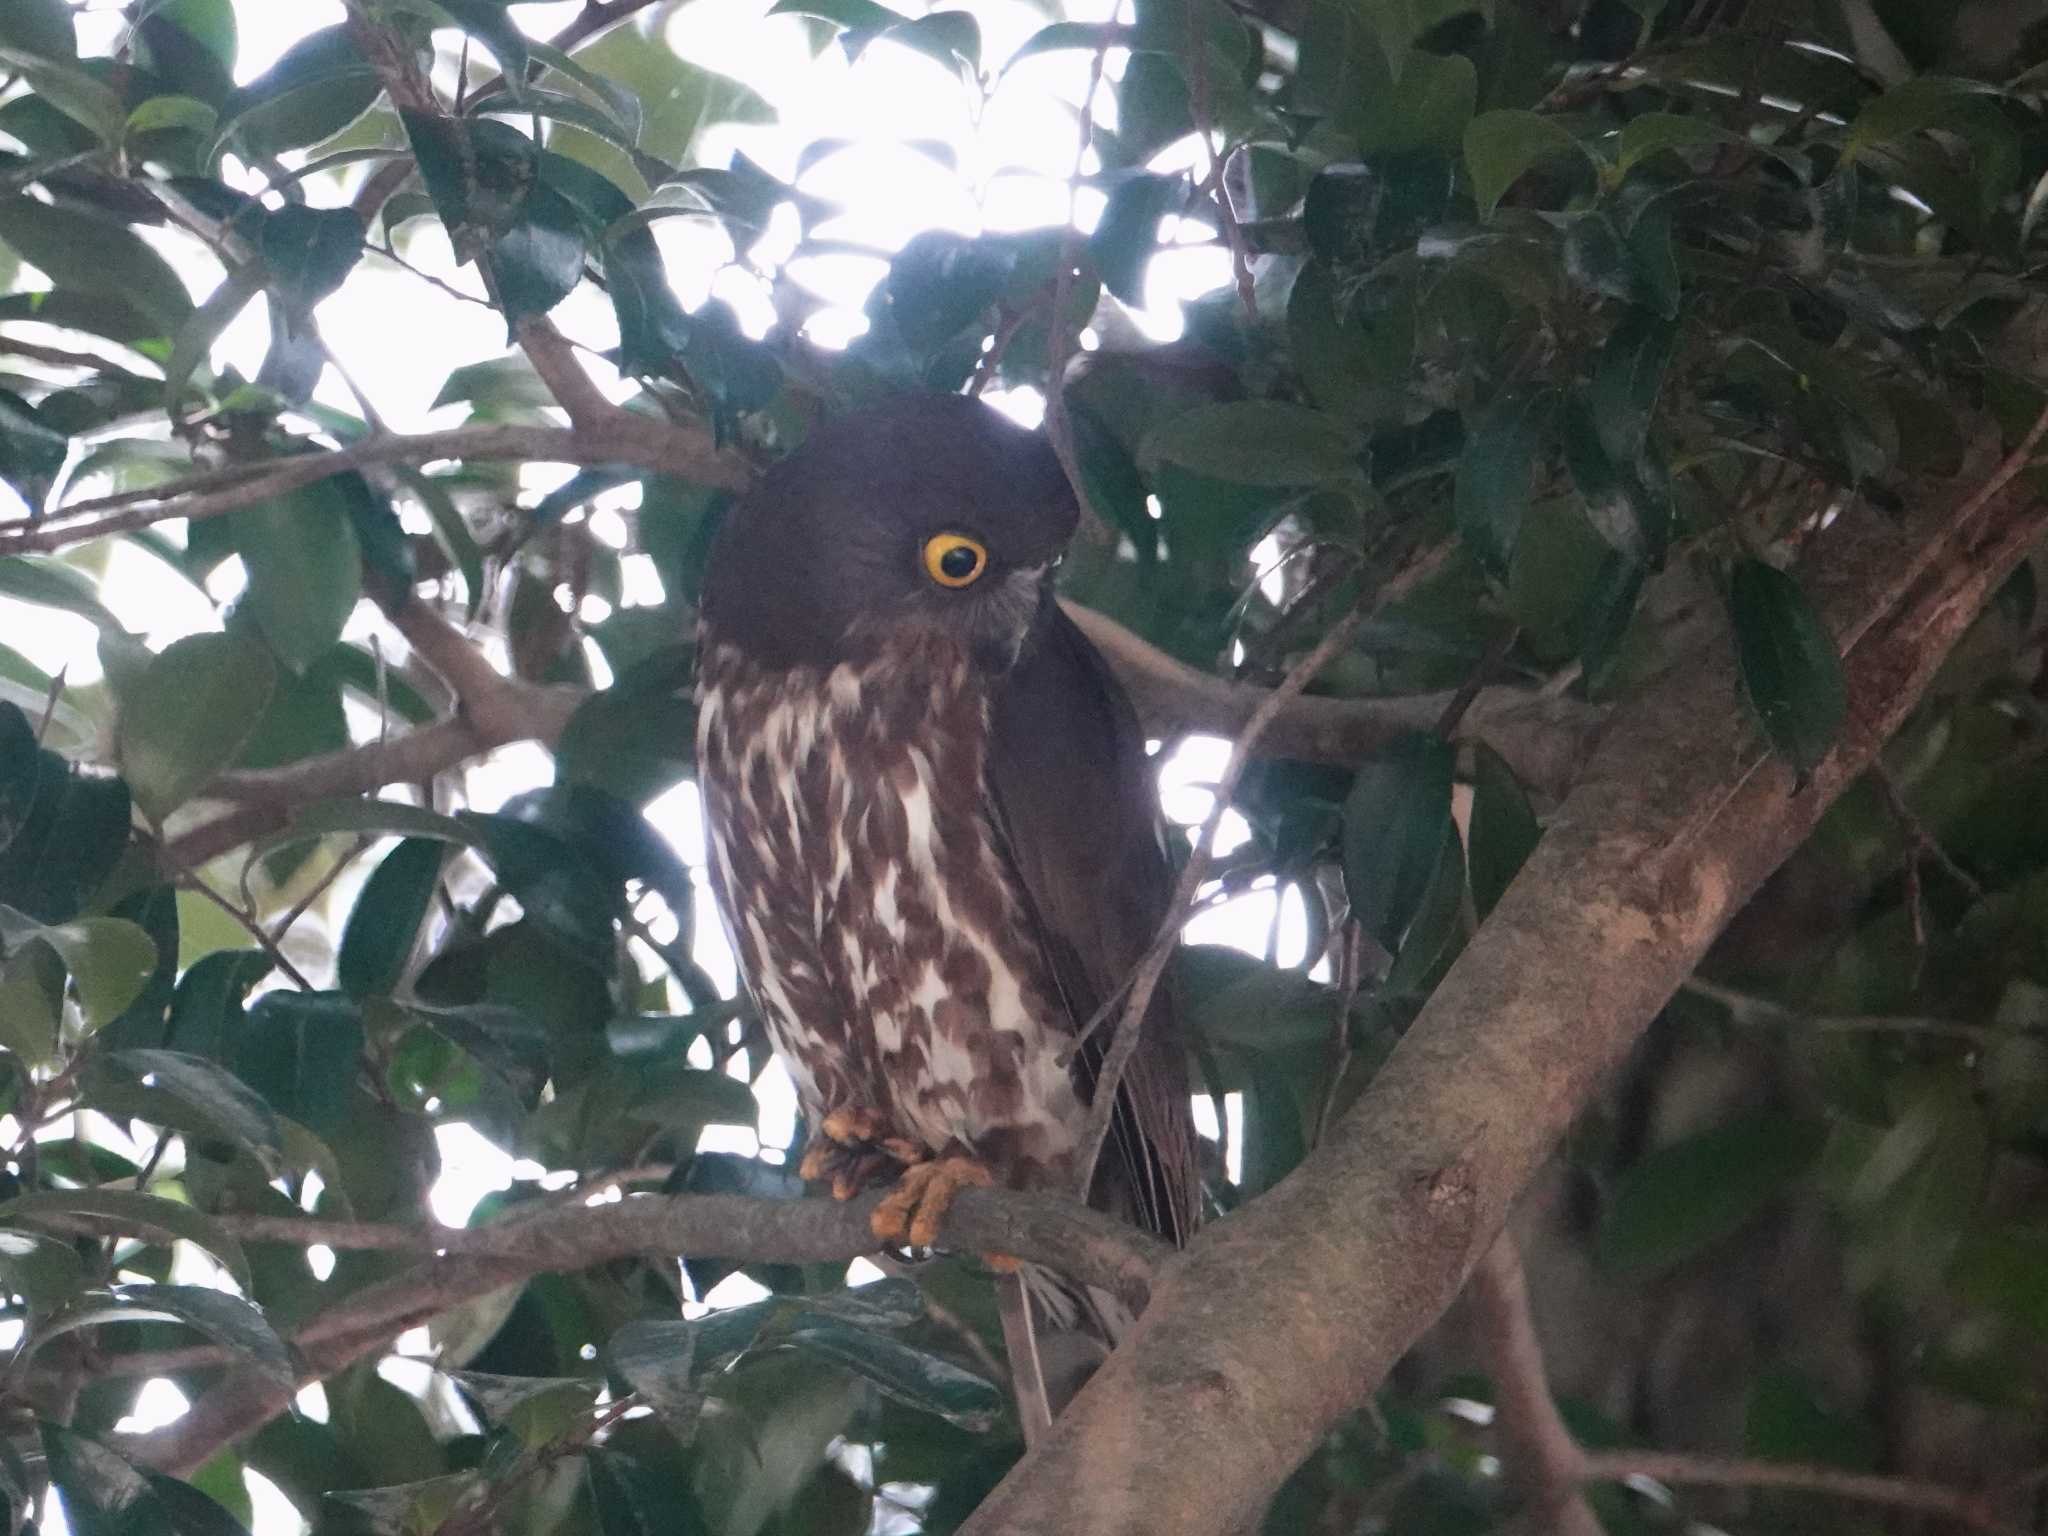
[1578,1450,2025,1536]
[1681,976,2001,1045]
[1467,1234,1603,1536]
[1041,46,1113,545]
[153,838,316,991]
[1182,0,1256,321]
[1314,921,1363,1146]
[1076,542,1457,1191]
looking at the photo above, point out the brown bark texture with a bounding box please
[959,444,2048,1534]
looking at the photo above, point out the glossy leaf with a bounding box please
[1341,733,1457,955]
[116,632,277,821]
[1089,172,1182,305]
[1455,388,1548,577]
[1729,559,1848,780]
[338,839,448,998]
[97,1047,285,1170]
[0,1188,251,1288]
[1464,108,1583,216]
[231,483,364,673]
[1599,1113,1825,1275]
[1143,402,1360,486]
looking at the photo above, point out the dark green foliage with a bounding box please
[6,2,2048,1531]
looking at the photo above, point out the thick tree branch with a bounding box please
[101,1185,1159,1475]
[960,425,2048,1536]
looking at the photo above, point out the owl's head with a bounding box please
[699,394,1079,671]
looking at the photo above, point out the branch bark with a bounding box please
[166,598,1599,864]
[101,1185,1159,1475]
[2,420,749,556]
[958,430,2048,1536]
[1466,1235,1602,1536]
[1059,599,1603,799]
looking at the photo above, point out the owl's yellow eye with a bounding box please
[923,532,988,589]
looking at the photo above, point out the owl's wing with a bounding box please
[985,599,1201,1245]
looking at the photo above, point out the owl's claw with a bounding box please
[800,1109,926,1200]
[871,1155,995,1250]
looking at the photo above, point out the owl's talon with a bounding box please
[802,1108,926,1202]
[820,1108,886,1145]
[871,1156,995,1249]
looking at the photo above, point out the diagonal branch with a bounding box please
[1,419,749,556]
[959,421,2048,1536]
[1075,543,1455,1195]
[105,1185,1161,1475]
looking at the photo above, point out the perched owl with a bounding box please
[693,395,1199,1402]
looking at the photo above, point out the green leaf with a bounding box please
[786,1317,1003,1431]
[1359,48,1474,158]
[1598,1112,1824,1274]
[1455,389,1548,578]
[97,1047,285,1170]
[0,194,194,333]
[1562,394,1666,565]
[769,0,909,32]
[0,46,125,144]
[1464,108,1583,217]
[1341,732,1457,954]
[1579,550,1647,692]
[1617,111,1735,174]
[231,483,364,673]
[258,204,365,314]
[215,25,380,161]
[1089,172,1183,306]
[586,1448,680,1536]
[41,1283,293,1388]
[3,914,157,1029]
[0,1227,85,1314]
[488,180,589,319]
[1143,401,1360,486]
[1563,208,1679,318]
[126,93,218,143]
[159,949,272,1059]
[419,0,531,83]
[338,839,448,999]
[1466,744,1539,918]
[0,1188,251,1288]
[876,11,982,76]
[1729,559,1847,781]
[1178,945,1338,1049]
[116,632,278,821]
[0,704,133,925]
[0,552,123,630]
[43,1424,160,1536]
[0,388,68,514]
[881,229,1016,356]
[1843,76,2009,164]
[232,993,366,1137]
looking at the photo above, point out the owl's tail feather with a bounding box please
[999,1263,1128,1441]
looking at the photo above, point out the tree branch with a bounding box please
[1058,599,1604,799]
[1576,1451,2027,1536]
[102,1185,1160,1475]
[959,422,2048,1536]
[2,420,749,556]
[1466,1235,1602,1536]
